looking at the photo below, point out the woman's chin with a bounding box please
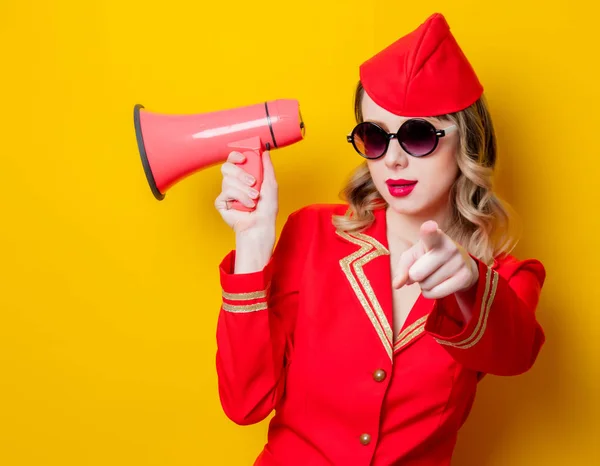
[384,196,422,215]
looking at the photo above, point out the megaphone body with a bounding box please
[133,99,305,210]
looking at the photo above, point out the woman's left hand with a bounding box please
[392,220,479,300]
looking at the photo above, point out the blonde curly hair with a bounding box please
[332,81,520,265]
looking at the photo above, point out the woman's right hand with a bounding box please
[215,150,279,237]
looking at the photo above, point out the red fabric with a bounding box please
[359,13,484,116]
[215,204,546,465]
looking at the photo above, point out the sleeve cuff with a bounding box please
[218,250,274,313]
[426,256,499,348]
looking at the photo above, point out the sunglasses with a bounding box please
[346,119,457,159]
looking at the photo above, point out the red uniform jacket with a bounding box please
[215,204,546,465]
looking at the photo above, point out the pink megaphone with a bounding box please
[133,99,305,210]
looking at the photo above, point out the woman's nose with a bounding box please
[383,139,409,169]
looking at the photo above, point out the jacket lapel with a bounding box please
[335,207,395,362]
[335,206,435,361]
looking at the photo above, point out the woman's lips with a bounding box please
[385,179,417,197]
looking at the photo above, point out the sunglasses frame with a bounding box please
[346,119,457,159]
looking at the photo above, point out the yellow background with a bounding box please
[1,0,598,464]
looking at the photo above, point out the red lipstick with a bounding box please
[385,179,417,197]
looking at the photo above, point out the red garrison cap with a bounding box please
[359,13,483,117]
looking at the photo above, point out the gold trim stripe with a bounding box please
[336,231,393,361]
[394,316,428,353]
[222,290,267,301]
[435,268,499,349]
[353,233,394,344]
[395,316,428,343]
[222,302,268,313]
[440,266,492,345]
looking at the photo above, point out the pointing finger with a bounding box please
[420,220,444,252]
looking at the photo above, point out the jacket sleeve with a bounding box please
[424,256,546,376]
[215,211,305,425]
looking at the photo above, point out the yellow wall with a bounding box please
[1,1,598,464]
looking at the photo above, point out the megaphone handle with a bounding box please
[230,149,264,212]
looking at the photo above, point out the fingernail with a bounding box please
[245,175,255,185]
[248,189,259,198]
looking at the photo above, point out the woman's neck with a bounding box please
[385,203,453,246]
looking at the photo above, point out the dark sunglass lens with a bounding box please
[353,123,388,158]
[399,119,437,156]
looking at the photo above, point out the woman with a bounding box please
[213,12,546,466]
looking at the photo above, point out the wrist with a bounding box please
[234,229,276,274]
[236,227,275,248]
[455,258,479,300]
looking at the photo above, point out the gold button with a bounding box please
[373,369,387,382]
[360,433,371,445]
